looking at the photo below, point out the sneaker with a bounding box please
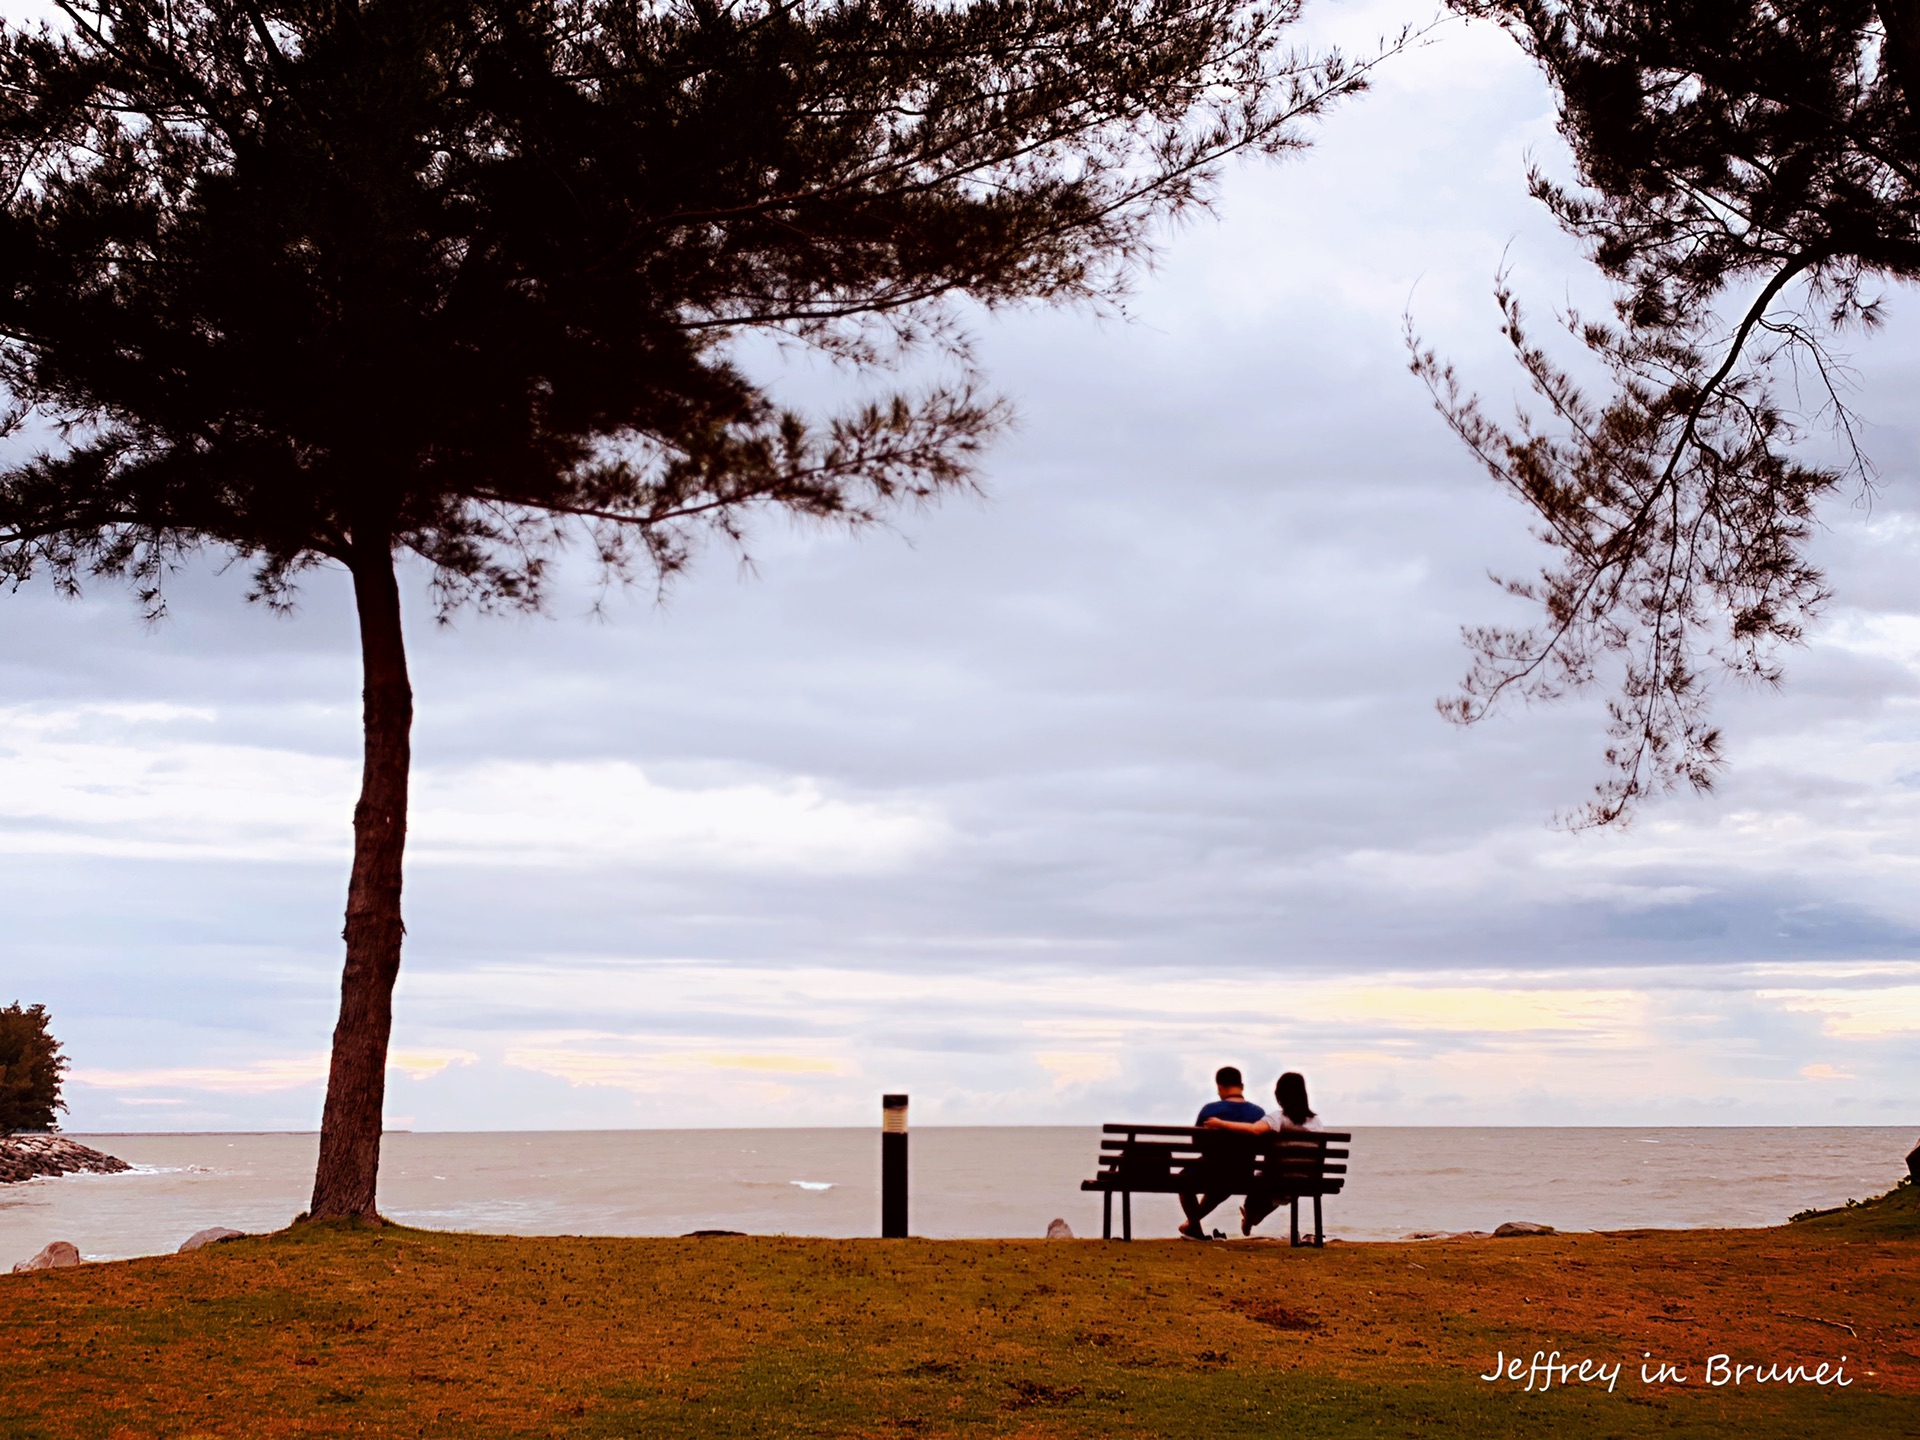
[1178,1222,1208,1241]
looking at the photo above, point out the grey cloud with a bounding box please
[5,14,1920,1126]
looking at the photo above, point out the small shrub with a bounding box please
[0,1002,68,1134]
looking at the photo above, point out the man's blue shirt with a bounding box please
[1195,1098,1265,1125]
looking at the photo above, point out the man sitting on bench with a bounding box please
[1202,1070,1325,1236]
[1176,1066,1266,1240]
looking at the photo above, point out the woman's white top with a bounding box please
[1261,1111,1323,1133]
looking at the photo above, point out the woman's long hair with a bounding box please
[1275,1071,1315,1125]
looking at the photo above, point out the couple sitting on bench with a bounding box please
[1179,1066,1323,1241]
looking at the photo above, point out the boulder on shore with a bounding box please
[12,1241,81,1273]
[0,1135,132,1185]
[1492,1221,1556,1237]
[1045,1218,1074,1240]
[179,1227,246,1253]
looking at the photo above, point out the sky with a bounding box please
[4,1,1920,1132]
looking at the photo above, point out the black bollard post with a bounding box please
[881,1093,909,1238]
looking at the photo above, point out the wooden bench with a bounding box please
[1079,1123,1351,1245]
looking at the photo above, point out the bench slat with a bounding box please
[1081,1124,1353,1243]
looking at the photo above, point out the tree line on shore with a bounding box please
[0,1002,66,1134]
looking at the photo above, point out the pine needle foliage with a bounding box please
[0,0,1377,605]
[0,0,1384,1213]
[1412,1,1920,825]
[0,1002,67,1135]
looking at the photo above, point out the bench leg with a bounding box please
[1289,1198,1299,1248]
[1103,1190,1112,1241]
[1122,1190,1132,1242]
[1313,1194,1324,1248]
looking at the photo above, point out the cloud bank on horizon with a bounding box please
[3,2,1918,1131]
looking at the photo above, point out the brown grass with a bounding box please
[1,1186,1916,1438]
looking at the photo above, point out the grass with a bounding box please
[2,1185,1917,1438]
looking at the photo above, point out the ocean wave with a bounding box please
[788,1181,833,1192]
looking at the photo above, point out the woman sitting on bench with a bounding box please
[1201,1071,1324,1236]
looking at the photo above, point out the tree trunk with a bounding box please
[309,540,413,1220]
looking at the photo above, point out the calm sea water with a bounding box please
[3,1127,1911,1264]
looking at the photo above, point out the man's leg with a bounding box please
[1180,1191,1219,1223]
[1179,1189,1226,1237]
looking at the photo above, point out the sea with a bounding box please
[3,1127,1912,1264]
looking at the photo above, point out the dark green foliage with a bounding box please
[0,0,1387,1210]
[0,0,1376,601]
[1413,2,1920,823]
[0,1001,67,1134]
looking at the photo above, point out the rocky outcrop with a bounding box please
[12,1241,81,1273]
[0,1135,131,1184]
[1907,1138,1918,1185]
[1493,1220,1556,1237]
[179,1227,245,1253]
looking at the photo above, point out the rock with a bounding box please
[1493,1221,1556,1237]
[1045,1218,1073,1240]
[0,1135,132,1185]
[12,1241,81,1273]
[178,1227,246,1253]
[1907,1138,1918,1185]
[1402,1230,1450,1241]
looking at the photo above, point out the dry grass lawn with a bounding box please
[2,1185,1917,1438]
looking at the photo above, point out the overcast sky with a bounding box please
[4,1,1919,1132]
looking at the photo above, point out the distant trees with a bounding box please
[0,0,1386,1216]
[0,1003,67,1134]
[1415,1,1920,823]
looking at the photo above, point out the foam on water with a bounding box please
[1,1126,1910,1262]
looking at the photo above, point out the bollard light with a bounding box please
[881,1093,908,1237]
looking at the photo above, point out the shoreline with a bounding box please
[0,1135,129,1186]
[51,1121,1920,1134]
[9,1129,1909,1261]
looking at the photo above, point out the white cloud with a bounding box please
[0,705,944,873]
[74,1048,478,1095]
[390,1049,481,1080]
[74,1055,328,1095]
[410,761,944,872]
[1800,1063,1856,1081]
[1760,986,1920,1038]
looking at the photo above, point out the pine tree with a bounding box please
[1415,1,1920,823]
[0,0,1382,1214]
[0,1003,67,1135]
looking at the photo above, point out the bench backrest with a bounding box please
[1091,1124,1351,1194]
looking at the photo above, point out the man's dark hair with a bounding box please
[1215,1066,1244,1089]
